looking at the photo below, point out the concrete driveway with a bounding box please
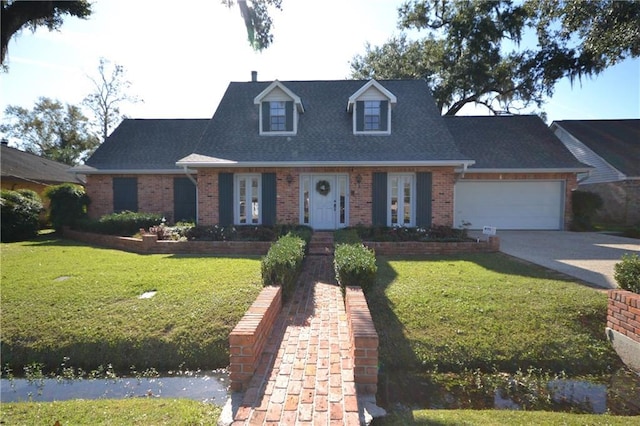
[471,231,640,289]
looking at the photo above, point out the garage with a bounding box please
[454,181,564,230]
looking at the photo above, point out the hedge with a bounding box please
[261,233,306,300]
[333,243,377,293]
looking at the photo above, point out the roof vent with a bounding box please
[251,71,258,82]
[1,138,8,145]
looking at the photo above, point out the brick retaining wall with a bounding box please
[62,228,271,255]
[229,286,282,392]
[364,236,499,255]
[608,289,640,344]
[344,286,379,395]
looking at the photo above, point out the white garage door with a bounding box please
[454,181,564,230]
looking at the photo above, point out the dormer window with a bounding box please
[348,80,397,135]
[254,81,304,135]
[268,101,288,131]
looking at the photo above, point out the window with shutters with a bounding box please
[235,174,261,224]
[354,99,390,135]
[388,174,415,227]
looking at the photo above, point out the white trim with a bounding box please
[254,80,305,113]
[347,80,397,111]
[73,168,198,175]
[387,173,416,227]
[300,173,349,230]
[455,167,592,174]
[177,158,476,168]
[234,173,262,225]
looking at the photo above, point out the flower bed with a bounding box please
[63,228,271,255]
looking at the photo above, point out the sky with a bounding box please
[1,0,639,145]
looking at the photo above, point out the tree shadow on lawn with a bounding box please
[369,253,618,412]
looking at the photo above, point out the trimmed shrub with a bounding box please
[261,233,306,300]
[0,189,43,242]
[570,190,603,231]
[343,225,468,242]
[614,253,640,293]
[44,183,90,231]
[76,211,163,236]
[334,243,377,293]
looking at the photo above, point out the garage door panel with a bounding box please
[454,181,563,230]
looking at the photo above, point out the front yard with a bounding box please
[1,237,635,423]
[0,236,263,372]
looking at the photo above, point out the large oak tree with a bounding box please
[0,97,99,165]
[350,0,640,115]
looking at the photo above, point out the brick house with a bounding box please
[1,143,85,208]
[73,78,589,230]
[551,119,640,226]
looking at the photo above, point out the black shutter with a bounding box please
[113,177,138,212]
[372,172,387,226]
[262,102,270,132]
[261,173,277,225]
[416,172,432,228]
[173,177,196,223]
[379,100,388,131]
[285,101,294,132]
[356,100,364,132]
[219,173,234,225]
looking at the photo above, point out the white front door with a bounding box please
[311,176,337,230]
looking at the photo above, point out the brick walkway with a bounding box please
[231,255,361,425]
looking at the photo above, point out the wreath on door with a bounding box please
[316,179,330,196]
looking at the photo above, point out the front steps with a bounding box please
[308,231,334,256]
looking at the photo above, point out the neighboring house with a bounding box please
[551,119,640,225]
[75,78,589,230]
[1,142,85,204]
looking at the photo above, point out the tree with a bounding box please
[0,97,99,165]
[1,0,92,66]
[83,58,141,142]
[351,0,640,116]
[224,0,283,51]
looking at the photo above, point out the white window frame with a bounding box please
[269,101,286,132]
[388,174,415,227]
[363,100,381,131]
[234,174,262,225]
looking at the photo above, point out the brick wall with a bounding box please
[86,174,185,220]
[608,290,640,344]
[344,286,379,395]
[365,236,499,255]
[229,286,282,391]
[62,228,271,255]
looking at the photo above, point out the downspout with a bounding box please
[183,166,198,223]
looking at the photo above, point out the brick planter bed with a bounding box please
[229,286,282,391]
[364,236,499,255]
[344,286,379,395]
[62,228,271,255]
[606,289,640,373]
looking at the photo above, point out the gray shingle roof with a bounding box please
[85,119,209,170]
[445,115,590,170]
[1,144,84,185]
[188,80,471,164]
[553,119,640,177]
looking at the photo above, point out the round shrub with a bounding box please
[44,183,90,231]
[1,189,43,242]
[614,253,640,293]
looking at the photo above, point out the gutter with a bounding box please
[174,160,477,169]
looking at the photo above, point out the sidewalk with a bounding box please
[231,255,361,425]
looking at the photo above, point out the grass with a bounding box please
[376,409,640,425]
[0,399,221,425]
[1,236,263,373]
[370,254,619,375]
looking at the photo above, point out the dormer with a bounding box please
[254,81,304,136]
[347,80,397,135]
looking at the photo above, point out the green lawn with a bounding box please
[377,409,640,425]
[0,399,221,425]
[370,254,619,375]
[1,237,263,373]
